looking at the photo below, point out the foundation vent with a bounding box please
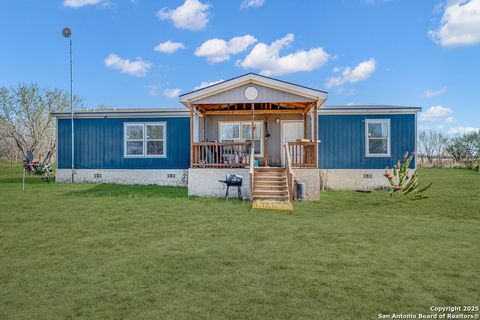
[363,173,373,179]
[93,173,102,179]
[167,173,176,179]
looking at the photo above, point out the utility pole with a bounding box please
[62,27,74,183]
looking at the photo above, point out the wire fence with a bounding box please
[417,156,476,168]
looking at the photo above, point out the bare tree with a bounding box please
[0,84,81,163]
[418,130,448,166]
[0,136,23,162]
[418,131,434,164]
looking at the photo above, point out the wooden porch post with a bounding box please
[251,103,255,162]
[313,102,318,168]
[190,106,194,167]
[303,112,307,139]
[263,115,268,166]
[204,115,207,141]
[201,114,206,142]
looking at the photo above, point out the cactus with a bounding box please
[384,152,432,199]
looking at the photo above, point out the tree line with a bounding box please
[418,130,480,170]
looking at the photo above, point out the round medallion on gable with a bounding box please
[244,86,258,100]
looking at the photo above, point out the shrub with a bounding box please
[446,131,480,170]
[384,152,432,199]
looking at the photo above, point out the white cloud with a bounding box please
[418,125,430,131]
[419,105,454,122]
[194,79,224,90]
[157,0,210,31]
[241,0,265,9]
[104,53,152,77]
[238,33,330,76]
[148,85,160,96]
[429,0,480,47]
[163,88,182,98]
[424,86,447,98]
[325,58,376,88]
[445,116,457,123]
[63,0,103,8]
[154,41,185,54]
[195,35,257,63]
[448,126,480,134]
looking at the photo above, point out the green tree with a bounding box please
[446,131,480,169]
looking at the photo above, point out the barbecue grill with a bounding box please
[218,174,243,200]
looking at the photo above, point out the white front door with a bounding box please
[281,121,304,166]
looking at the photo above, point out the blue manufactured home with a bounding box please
[53,73,419,201]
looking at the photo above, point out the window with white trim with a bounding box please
[219,121,263,156]
[124,122,166,157]
[365,119,390,157]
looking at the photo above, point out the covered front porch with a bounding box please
[179,73,327,201]
[189,103,318,169]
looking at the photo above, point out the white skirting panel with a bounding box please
[188,168,251,199]
[55,169,188,186]
[55,168,408,197]
[320,169,415,190]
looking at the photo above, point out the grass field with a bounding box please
[0,161,479,319]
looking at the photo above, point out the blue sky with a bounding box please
[1,0,479,134]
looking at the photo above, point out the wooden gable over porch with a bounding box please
[179,73,327,111]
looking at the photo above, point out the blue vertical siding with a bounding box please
[318,114,416,169]
[57,113,416,170]
[57,117,190,169]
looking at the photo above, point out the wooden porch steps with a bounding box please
[252,167,292,210]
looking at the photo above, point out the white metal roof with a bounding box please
[320,105,422,114]
[51,108,189,118]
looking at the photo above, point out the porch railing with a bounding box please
[287,141,316,168]
[284,142,295,201]
[191,142,252,167]
[249,145,255,200]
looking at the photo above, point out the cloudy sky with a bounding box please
[0,0,479,134]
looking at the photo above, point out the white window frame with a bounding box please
[218,121,263,157]
[365,119,391,157]
[124,122,167,158]
[124,123,145,158]
[218,122,241,142]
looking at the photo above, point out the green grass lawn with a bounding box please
[0,162,479,319]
